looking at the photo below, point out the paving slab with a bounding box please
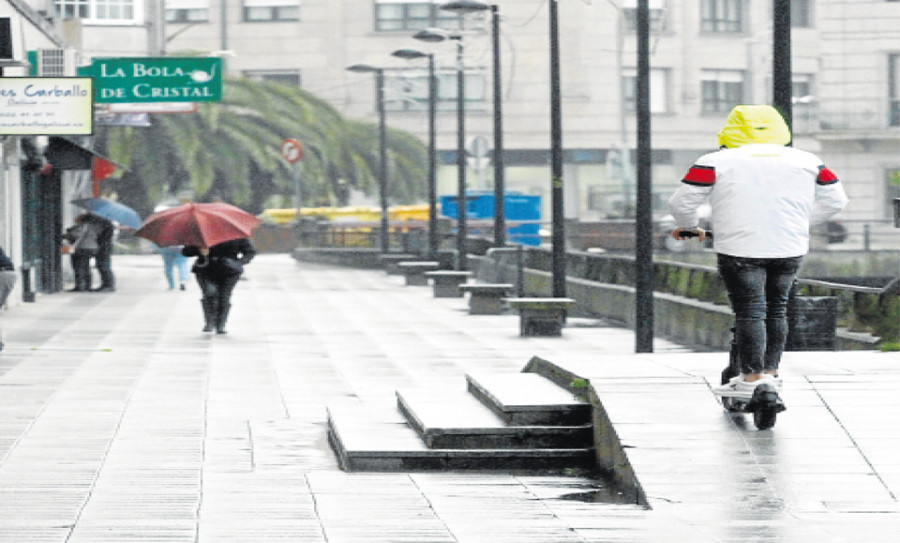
[0,254,897,542]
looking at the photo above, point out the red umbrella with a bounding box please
[135,202,262,248]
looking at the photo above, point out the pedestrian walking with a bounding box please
[182,237,256,334]
[667,104,848,400]
[63,214,101,292]
[156,244,190,290]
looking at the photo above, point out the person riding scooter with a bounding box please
[668,105,848,406]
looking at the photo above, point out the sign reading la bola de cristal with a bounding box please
[91,57,224,103]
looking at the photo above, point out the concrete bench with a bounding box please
[424,271,472,298]
[397,261,441,286]
[380,254,417,275]
[505,297,576,337]
[458,283,514,315]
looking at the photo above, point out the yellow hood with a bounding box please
[716,105,791,148]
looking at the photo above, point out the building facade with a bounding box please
[34,0,900,231]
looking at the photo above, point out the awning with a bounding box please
[45,136,128,172]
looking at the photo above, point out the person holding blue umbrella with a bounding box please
[72,198,142,293]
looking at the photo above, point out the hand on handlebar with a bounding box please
[671,227,707,241]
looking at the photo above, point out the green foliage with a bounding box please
[95,77,426,216]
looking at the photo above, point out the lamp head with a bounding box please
[346,63,381,73]
[440,0,490,14]
[392,48,429,60]
[413,28,452,43]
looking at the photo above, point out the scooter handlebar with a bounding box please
[675,230,713,240]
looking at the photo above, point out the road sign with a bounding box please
[91,57,223,103]
[281,139,303,163]
[466,135,491,173]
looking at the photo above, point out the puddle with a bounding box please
[558,487,640,505]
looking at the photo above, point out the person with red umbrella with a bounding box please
[182,237,256,334]
[136,202,261,334]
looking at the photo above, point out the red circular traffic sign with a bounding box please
[281,138,303,163]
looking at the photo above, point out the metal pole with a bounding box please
[773,0,792,134]
[549,0,566,298]
[375,69,390,254]
[294,163,303,213]
[220,0,228,71]
[490,5,506,247]
[427,54,439,258]
[634,0,654,353]
[455,40,468,270]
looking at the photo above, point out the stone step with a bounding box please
[396,389,593,450]
[466,371,591,426]
[326,405,594,472]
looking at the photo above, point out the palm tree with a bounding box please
[95,78,427,217]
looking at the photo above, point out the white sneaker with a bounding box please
[713,374,778,400]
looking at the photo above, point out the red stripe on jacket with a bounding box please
[817,165,839,185]
[682,165,716,186]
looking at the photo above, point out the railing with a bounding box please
[518,248,898,344]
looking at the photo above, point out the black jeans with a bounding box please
[717,254,803,375]
[95,250,114,288]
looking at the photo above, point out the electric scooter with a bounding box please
[675,229,786,430]
[718,330,785,430]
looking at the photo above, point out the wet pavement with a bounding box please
[0,253,898,542]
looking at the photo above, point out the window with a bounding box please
[701,70,744,114]
[700,0,744,33]
[383,69,485,112]
[244,0,299,22]
[792,74,813,100]
[791,0,812,28]
[244,70,301,87]
[55,0,139,23]
[166,0,209,23]
[622,69,669,113]
[890,54,900,127]
[374,1,470,32]
[622,0,667,33]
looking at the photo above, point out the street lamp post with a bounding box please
[549,0,566,298]
[439,0,506,248]
[391,48,439,258]
[773,0,793,133]
[634,0,654,353]
[346,64,390,254]
[414,28,468,271]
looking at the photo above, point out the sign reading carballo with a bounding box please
[91,57,223,103]
[0,78,93,135]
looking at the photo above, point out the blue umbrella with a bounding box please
[72,198,142,229]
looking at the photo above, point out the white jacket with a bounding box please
[668,143,849,258]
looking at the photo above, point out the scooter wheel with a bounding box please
[748,383,784,430]
[753,406,778,430]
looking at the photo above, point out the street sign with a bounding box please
[91,57,223,103]
[0,78,94,135]
[466,135,491,173]
[281,138,303,163]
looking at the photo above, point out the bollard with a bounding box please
[863,223,870,251]
[893,198,900,228]
[21,263,36,302]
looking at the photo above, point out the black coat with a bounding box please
[183,238,256,280]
